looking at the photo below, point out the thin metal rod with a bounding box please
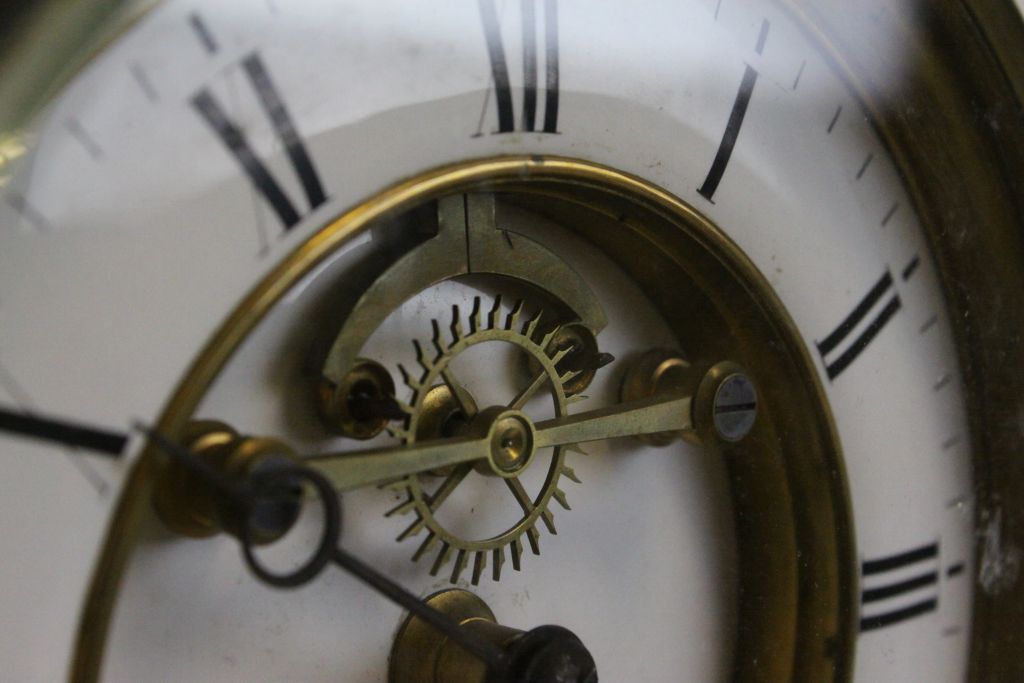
[331,547,507,672]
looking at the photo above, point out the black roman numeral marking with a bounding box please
[860,542,939,632]
[697,19,769,202]
[192,53,327,230]
[477,0,559,135]
[816,270,902,381]
[0,405,127,458]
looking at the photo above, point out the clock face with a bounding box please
[0,0,1020,681]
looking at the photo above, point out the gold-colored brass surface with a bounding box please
[320,193,608,396]
[308,385,701,488]
[34,0,1022,680]
[526,322,603,397]
[152,422,301,545]
[619,349,697,446]
[369,301,576,583]
[74,156,855,683]
[782,2,1024,679]
[316,358,396,440]
[416,384,478,443]
[390,589,520,683]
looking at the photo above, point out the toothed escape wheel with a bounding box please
[142,169,852,682]
[388,297,578,584]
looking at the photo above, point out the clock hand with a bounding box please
[304,362,757,491]
[140,424,506,670]
[142,424,599,682]
[532,391,693,449]
[306,433,489,491]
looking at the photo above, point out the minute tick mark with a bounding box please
[65,118,103,161]
[6,193,53,232]
[189,13,219,54]
[881,202,899,227]
[855,152,874,180]
[901,254,920,281]
[129,63,159,102]
[791,60,806,90]
[919,313,939,335]
[827,104,842,133]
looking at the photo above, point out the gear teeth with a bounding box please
[522,309,544,340]
[397,516,426,542]
[539,324,561,350]
[487,295,503,329]
[450,549,469,584]
[510,538,523,571]
[384,425,409,440]
[560,368,582,385]
[540,509,557,535]
[469,296,483,333]
[450,305,464,342]
[377,477,407,491]
[492,547,506,581]
[552,488,571,510]
[550,343,575,366]
[430,543,454,576]
[472,551,487,586]
[505,300,525,331]
[565,442,589,456]
[526,525,541,555]
[413,339,430,374]
[385,499,416,517]
[398,363,421,392]
[381,479,412,494]
[561,464,582,484]
[412,532,438,562]
[431,319,446,357]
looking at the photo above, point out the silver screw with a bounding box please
[712,373,757,442]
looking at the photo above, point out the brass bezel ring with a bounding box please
[73,156,855,682]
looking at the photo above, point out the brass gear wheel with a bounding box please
[384,296,585,585]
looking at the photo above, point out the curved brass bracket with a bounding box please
[321,193,607,385]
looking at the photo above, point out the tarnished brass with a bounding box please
[152,421,301,545]
[316,358,397,440]
[619,349,698,446]
[526,321,605,396]
[416,384,478,442]
[389,589,515,683]
[362,299,576,583]
[47,0,1024,679]
[320,193,608,397]
[390,589,597,682]
[75,156,856,683]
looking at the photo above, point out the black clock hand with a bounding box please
[142,425,600,682]
[139,424,508,673]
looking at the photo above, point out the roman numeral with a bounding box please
[860,542,939,632]
[816,270,902,381]
[0,405,127,457]
[192,53,327,230]
[477,0,559,135]
[697,19,769,202]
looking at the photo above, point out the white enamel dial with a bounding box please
[0,1,977,681]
